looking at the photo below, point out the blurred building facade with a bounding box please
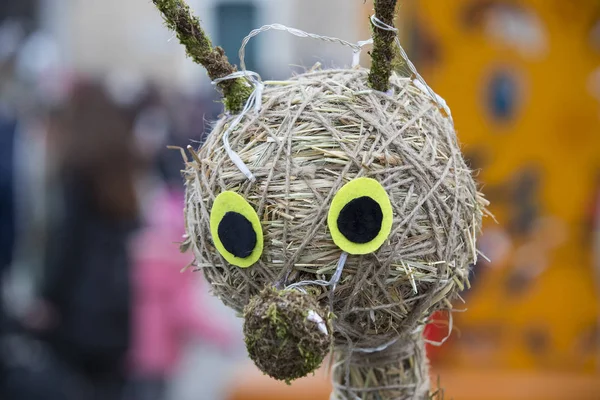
[35,0,363,94]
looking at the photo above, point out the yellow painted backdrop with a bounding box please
[362,0,600,373]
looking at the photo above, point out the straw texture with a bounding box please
[182,67,485,397]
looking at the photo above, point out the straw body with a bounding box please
[332,333,430,400]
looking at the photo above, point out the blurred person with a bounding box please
[127,97,233,400]
[0,18,23,321]
[13,80,141,400]
[0,108,60,400]
[0,104,17,385]
[0,19,48,397]
[127,186,233,400]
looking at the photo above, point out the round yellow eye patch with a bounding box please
[327,178,393,255]
[210,191,263,268]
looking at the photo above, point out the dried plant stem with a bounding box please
[152,0,252,112]
[369,0,399,92]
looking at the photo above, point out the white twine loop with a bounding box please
[219,17,452,181]
[370,15,453,122]
[239,23,365,72]
[353,337,400,354]
[285,252,348,293]
[212,70,263,182]
[223,24,374,181]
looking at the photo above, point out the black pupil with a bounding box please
[218,212,257,258]
[337,197,383,244]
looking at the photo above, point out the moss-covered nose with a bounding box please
[243,288,332,383]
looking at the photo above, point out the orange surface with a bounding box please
[226,363,600,400]
[409,0,600,373]
[226,365,330,400]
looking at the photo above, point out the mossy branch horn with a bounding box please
[368,0,400,92]
[152,0,253,112]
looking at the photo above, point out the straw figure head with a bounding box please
[183,67,485,381]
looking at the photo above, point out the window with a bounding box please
[215,2,259,73]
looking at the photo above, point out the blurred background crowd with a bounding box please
[0,1,598,400]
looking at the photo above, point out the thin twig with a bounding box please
[369,0,399,92]
[153,0,252,112]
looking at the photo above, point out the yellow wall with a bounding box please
[365,0,600,372]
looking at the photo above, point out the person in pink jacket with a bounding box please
[128,186,233,400]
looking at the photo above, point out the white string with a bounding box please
[219,18,450,181]
[352,38,373,67]
[370,15,453,123]
[212,70,263,182]
[221,24,374,181]
[285,251,348,293]
[331,251,348,291]
[239,23,365,72]
[352,337,400,354]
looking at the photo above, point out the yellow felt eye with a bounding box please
[210,191,263,268]
[327,178,393,255]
